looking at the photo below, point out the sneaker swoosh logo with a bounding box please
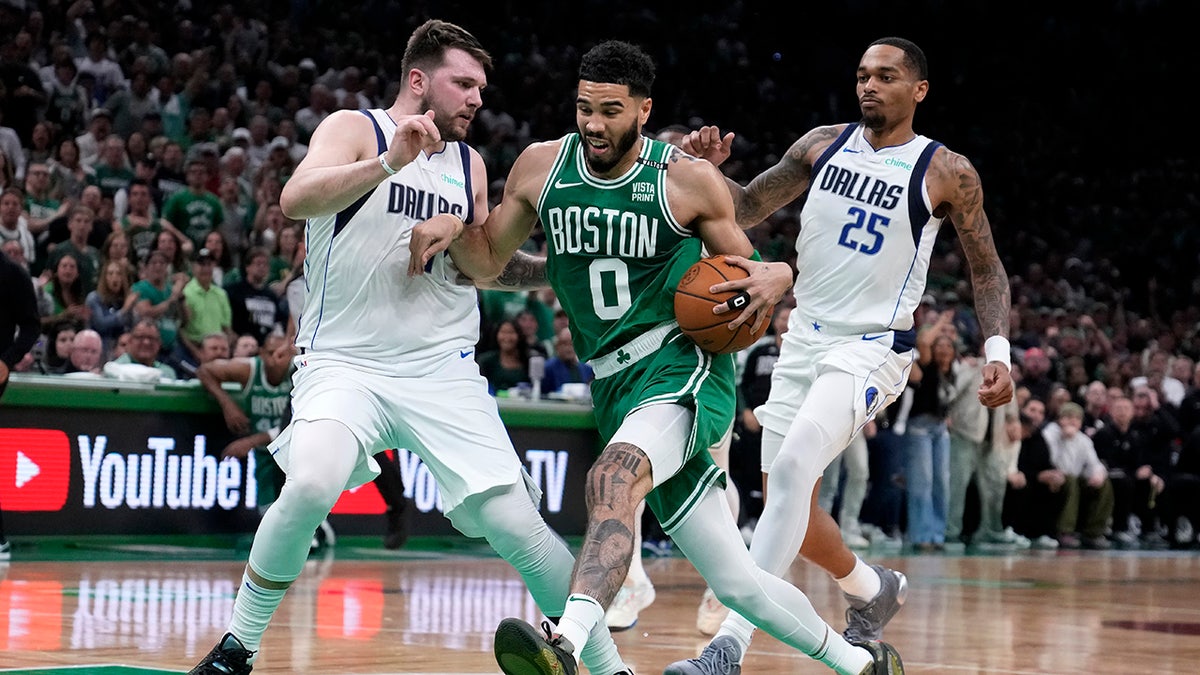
[460,350,473,358]
[554,179,584,189]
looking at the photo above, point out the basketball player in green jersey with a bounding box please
[197,333,294,511]
[412,40,905,675]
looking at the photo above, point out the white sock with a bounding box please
[556,593,605,657]
[227,571,288,659]
[836,557,881,602]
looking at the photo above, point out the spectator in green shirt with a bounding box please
[161,158,223,249]
[180,246,234,371]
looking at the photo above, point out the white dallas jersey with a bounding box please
[794,123,945,333]
[296,109,480,369]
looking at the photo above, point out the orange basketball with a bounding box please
[674,256,770,354]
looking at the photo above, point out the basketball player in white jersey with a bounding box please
[667,37,1015,674]
[188,19,632,675]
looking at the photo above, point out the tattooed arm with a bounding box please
[931,146,1014,407]
[471,249,549,291]
[683,123,845,229]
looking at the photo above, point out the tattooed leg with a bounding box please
[572,442,654,606]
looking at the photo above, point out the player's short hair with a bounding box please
[579,40,656,98]
[401,19,492,76]
[869,37,929,80]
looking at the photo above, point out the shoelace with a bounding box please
[692,642,736,675]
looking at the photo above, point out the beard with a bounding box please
[860,109,886,131]
[418,96,467,142]
[583,123,641,174]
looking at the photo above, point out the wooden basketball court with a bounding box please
[1,537,1198,674]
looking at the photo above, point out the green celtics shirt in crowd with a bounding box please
[239,356,292,508]
[25,194,61,223]
[92,164,134,198]
[122,215,165,260]
[162,188,224,248]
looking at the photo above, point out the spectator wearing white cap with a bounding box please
[75,108,113,169]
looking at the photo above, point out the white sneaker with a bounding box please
[1031,535,1060,550]
[1177,517,1195,545]
[696,587,730,636]
[0,540,10,561]
[842,528,870,549]
[605,578,656,631]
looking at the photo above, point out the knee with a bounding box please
[770,448,823,490]
[279,473,342,514]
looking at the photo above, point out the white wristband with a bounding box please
[267,426,280,442]
[983,335,1011,370]
[378,152,398,176]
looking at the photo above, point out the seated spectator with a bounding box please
[1003,411,1065,550]
[40,252,91,330]
[162,159,223,250]
[150,227,191,277]
[178,247,234,373]
[92,136,134,199]
[44,321,78,373]
[85,259,136,354]
[110,330,132,361]
[233,333,260,358]
[1131,349,1187,407]
[1093,395,1169,548]
[201,229,233,287]
[1043,402,1114,549]
[225,246,284,346]
[541,327,593,395]
[48,137,93,203]
[120,178,192,263]
[267,222,301,292]
[46,205,102,292]
[0,186,35,264]
[98,230,135,282]
[54,328,104,376]
[1,239,51,317]
[109,319,175,380]
[515,308,551,358]
[1080,380,1109,437]
[197,333,231,364]
[130,250,187,372]
[477,319,530,395]
[22,162,68,237]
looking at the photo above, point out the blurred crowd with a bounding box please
[1,1,1195,548]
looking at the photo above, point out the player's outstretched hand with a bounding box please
[682,126,735,167]
[383,110,441,172]
[977,361,1014,408]
[408,214,465,277]
[711,256,792,335]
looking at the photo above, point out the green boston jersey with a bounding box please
[239,356,292,445]
[539,133,701,362]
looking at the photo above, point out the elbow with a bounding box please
[279,184,307,221]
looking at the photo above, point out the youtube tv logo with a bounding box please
[0,429,70,511]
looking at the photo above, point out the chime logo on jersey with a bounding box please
[0,428,70,512]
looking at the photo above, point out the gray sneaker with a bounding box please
[843,565,908,642]
[853,639,904,674]
[662,635,741,675]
